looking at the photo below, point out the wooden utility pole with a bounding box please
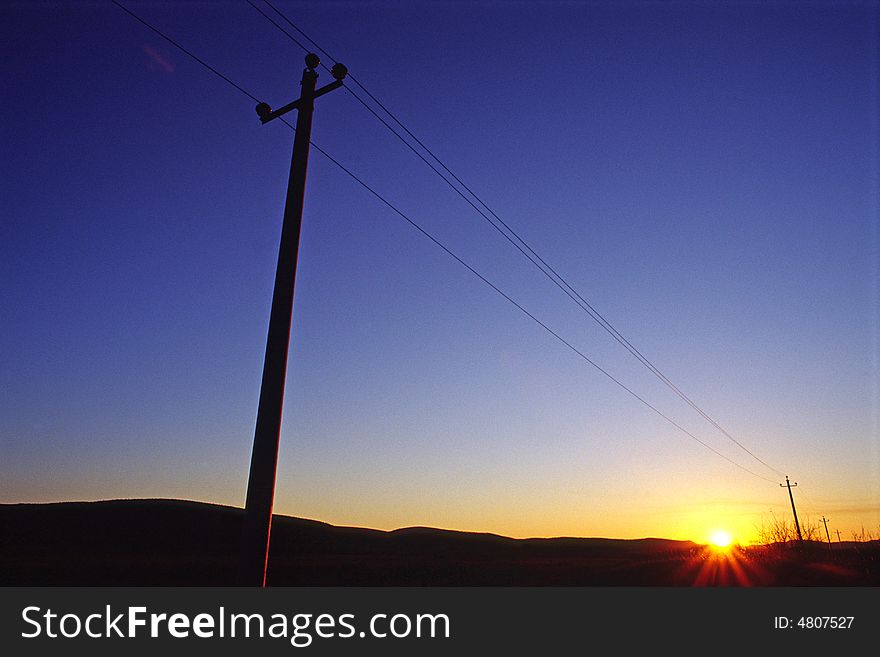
[820,516,833,550]
[836,529,842,543]
[239,54,347,587]
[780,476,803,542]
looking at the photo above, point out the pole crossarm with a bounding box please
[257,79,345,124]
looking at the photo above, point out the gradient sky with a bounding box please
[2,0,878,544]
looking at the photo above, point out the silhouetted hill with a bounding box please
[1,499,876,586]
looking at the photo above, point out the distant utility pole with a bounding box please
[780,476,803,542]
[239,53,348,587]
[836,529,842,543]
[821,516,833,549]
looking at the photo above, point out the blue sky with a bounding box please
[1,0,877,541]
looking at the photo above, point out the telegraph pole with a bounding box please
[821,516,833,551]
[836,529,842,543]
[780,476,803,542]
[239,54,347,587]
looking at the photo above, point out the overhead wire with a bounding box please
[111,0,779,484]
[251,0,785,479]
[794,486,825,528]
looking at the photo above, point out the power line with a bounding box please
[259,0,785,478]
[251,0,785,479]
[111,0,779,484]
[795,486,824,522]
[112,0,294,131]
[306,143,780,485]
[112,0,260,104]
[245,0,312,56]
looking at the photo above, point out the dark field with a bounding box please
[1,500,877,586]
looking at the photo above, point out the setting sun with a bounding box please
[709,530,733,549]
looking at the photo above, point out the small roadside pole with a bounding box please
[779,476,803,543]
[239,54,348,587]
[821,516,833,555]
